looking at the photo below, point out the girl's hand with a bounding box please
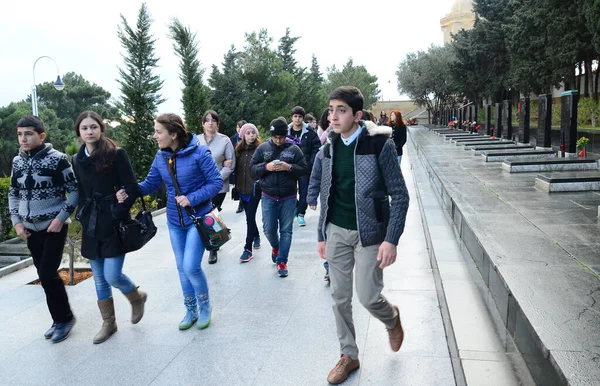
[116,189,128,203]
[175,195,191,207]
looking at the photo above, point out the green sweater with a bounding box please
[329,139,357,230]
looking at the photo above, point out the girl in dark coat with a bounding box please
[387,110,407,164]
[234,123,263,262]
[72,111,146,344]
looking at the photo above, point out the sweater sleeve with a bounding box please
[379,139,409,245]
[220,138,235,180]
[8,159,21,226]
[55,155,79,222]
[307,149,323,207]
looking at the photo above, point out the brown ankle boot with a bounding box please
[124,287,147,324]
[327,355,360,384]
[387,305,404,352]
[94,298,117,344]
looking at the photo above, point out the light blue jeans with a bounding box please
[168,222,209,300]
[261,196,295,264]
[89,255,135,301]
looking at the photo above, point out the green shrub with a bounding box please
[578,97,599,129]
[130,195,158,214]
[0,177,12,241]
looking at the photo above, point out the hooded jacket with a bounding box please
[287,122,321,173]
[138,134,223,228]
[308,121,409,247]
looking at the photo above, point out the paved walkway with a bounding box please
[0,151,455,385]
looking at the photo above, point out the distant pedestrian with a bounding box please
[387,110,407,164]
[198,110,235,264]
[304,113,317,130]
[72,111,146,344]
[9,115,78,343]
[316,107,331,145]
[250,118,308,277]
[314,86,410,384]
[230,120,247,214]
[234,123,263,262]
[288,106,321,227]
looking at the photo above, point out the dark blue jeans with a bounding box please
[261,196,295,263]
[296,175,310,216]
[243,196,261,251]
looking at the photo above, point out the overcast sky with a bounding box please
[0,0,452,116]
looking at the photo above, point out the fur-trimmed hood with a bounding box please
[363,120,392,137]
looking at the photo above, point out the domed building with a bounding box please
[440,0,475,43]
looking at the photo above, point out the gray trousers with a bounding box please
[326,223,397,359]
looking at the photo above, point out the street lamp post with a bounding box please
[31,56,65,116]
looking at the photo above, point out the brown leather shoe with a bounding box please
[387,305,404,352]
[327,355,360,384]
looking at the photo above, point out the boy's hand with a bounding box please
[47,218,64,233]
[14,223,30,239]
[309,205,317,210]
[377,241,397,269]
[318,241,326,260]
[224,160,233,168]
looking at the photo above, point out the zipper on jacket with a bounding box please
[170,155,185,227]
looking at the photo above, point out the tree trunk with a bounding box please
[594,61,599,102]
[584,60,590,98]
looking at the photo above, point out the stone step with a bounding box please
[482,149,556,162]
[0,243,30,257]
[469,144,532,154]
[503,158,599,173]
[459,140,516,148]
[441,133,481,139]
[451,136,493,143]
[535,171,600,192]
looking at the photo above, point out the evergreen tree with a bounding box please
[168,18,210,133]
[325,58,380,108]
[241,29,297,128]
[116,2,164,178]
[209,46,261,136]
[278,27,301,75]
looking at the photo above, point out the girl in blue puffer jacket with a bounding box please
[117,113,222,330]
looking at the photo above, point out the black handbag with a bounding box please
[166,161,231,251]
[116,198,158,253]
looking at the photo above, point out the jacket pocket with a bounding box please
[373,196,390,224]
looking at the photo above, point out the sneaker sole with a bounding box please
[197,320,211,329]
[240,257,253,263]
[278,272,288,277]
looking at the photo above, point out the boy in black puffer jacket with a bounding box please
[250,118,307,278]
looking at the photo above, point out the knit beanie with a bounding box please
[269,118,288,137]
[239,123,258,140]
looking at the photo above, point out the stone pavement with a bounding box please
[0,150,458,386]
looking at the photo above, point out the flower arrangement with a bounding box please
[576,136,589,148]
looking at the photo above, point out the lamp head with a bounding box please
[53,75,65,91]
